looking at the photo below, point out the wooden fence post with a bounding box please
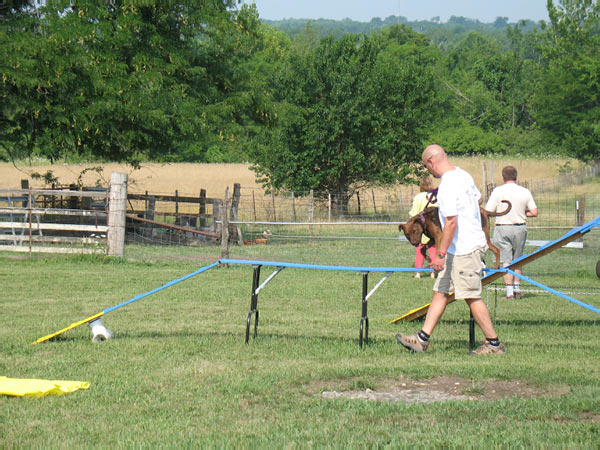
[482,161,487,200]
[175,189,179,225]
[108,172,128,257]
[308,189,314,243]
[291,192,297,222]
[271,191,276,221]
[199,189,207,228]
[221,187,230,259]
[371,190,377,215]
[230,183,243,245]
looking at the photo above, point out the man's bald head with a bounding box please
[422,144,453,178]
[421,145,447,165]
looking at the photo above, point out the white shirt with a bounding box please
[437,167,487,255]
[485,183,536,225]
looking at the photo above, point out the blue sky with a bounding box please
[246,0,550,23]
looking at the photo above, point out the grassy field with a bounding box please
[1,237,599,446]
[0,156,587,198]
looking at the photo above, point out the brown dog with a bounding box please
[400,200,511,269]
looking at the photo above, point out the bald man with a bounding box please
[397,145,506,354]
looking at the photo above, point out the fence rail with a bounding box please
[1,161,599,253]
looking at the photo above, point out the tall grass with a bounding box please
[1,238,598,446]
[0,157,586,199]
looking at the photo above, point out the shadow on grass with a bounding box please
[82,328,391,347]
[440,318,600,326]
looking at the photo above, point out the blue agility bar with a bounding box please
[103,261,220,314]
[484,267,600,315]
[511,216,600,267]
[219,258,429,273]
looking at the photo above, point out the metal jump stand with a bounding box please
[238,259,396,348]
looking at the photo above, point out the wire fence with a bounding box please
[233,160,600,227]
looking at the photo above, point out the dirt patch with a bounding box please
[320,375,569,404]
[580,412,600,423]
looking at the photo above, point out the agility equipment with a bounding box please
[89,318,114,342]
[220,258,425,347]
[392,216,600,324]
[32,218,598,348]
[0,376,89,397]
[32,261,220,344]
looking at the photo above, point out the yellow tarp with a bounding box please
[0,376,90,398]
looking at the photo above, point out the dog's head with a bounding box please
[400,215,424,247]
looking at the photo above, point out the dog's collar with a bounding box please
[417,212,425,226]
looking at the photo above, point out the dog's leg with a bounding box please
[488,242,501,269]
[421,242,431,264]
[480,211,501,269]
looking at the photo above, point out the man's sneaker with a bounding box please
[471,340,506,355]
[504,295,515,300]
[396,333,428,352]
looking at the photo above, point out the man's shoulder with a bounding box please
[495,183,530,194]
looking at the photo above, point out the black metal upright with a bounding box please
[469,311,475,352]
[359,272,369,348]
[246,265,262,344]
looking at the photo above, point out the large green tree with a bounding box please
[0,0,271,165]
[250,26,438,213]
[428,31,541,154]
[534,0,600,160]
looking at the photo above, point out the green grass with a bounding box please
[1,238,599,447]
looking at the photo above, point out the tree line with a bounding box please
[1,0,598,204]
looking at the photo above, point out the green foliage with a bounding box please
[0,1,269,164]
[534,0,600,161]
[2,1,599,173]
[250,27,438,208]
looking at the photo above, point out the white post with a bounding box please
[221,187,230,259]
[108,172,128,257]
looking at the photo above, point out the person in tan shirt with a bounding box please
[485,166,538,299]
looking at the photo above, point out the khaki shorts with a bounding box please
[433,247,486,299]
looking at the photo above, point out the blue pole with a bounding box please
[103,261,220,314]
[485,268,600,315]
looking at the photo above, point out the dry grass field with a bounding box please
[0,157,585,199]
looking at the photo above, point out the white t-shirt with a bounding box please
[485,183,536,225]
[437,167,486,255]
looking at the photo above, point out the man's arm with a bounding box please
[431,215,457,272]
[526,208,538,218]
[484,189,497,212]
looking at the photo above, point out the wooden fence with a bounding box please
[0,187,109,254]
[0,177,236,254]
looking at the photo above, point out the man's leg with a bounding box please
[503,263,514,298]
[397,254,453,353]
[466,298,496,338]
[422,291,448,335]
[466,298,506,354]
[396,291,448,352]
[513,268,523,298]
